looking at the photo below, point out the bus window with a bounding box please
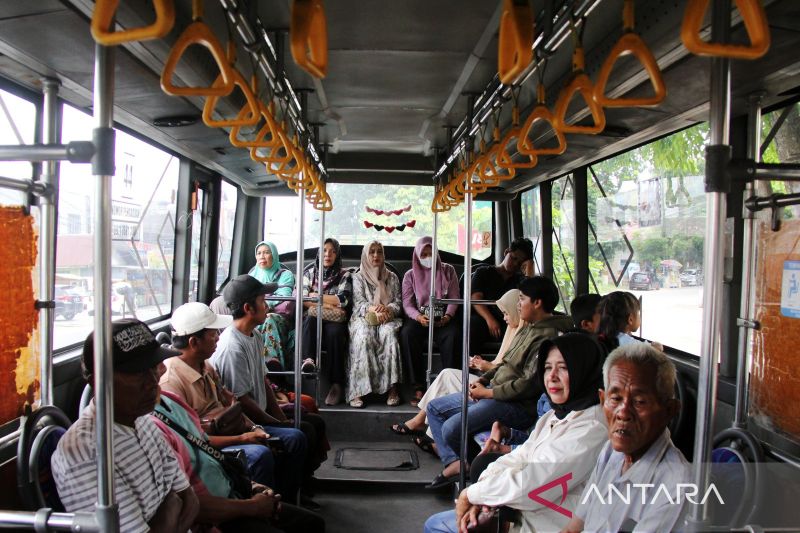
[0,87,36,206]
[521,186,543,275]
[263,182,493,259]
[761,102,800,221]
[589,123,708,355]
[217,180,237,290]
[55,105,180,350]
[552,175,576,313]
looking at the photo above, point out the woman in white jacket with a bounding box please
[423,332,609,533]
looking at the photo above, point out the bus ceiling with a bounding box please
[0,1,799,192]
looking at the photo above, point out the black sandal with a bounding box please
[390,422,423,436]
[412,434,437,456]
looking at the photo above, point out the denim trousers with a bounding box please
[423,510,458,533]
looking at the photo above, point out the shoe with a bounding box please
[412,435,438,457]
[390,422,423,436]
[325,384,342,406]
[301,358,317,373]
[425,472,458,490]
[386,388,401,406]
[365,311,380,326]
[349,397,365,408]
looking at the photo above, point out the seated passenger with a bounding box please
[153,390,325,533]
[51,319,199,532]
[597,291,664,352]
[300,237,353,406]
[400,236,461,404]
[425,276,573,488]
[469,237,533,353]
[209,275,320,502]
[424,332,608,533]
[161,301,302,497]
[348,240,403,408]
[570,292,602,333]
[563,343,689,532]
[391,289,523,439]
[249,240,296,367]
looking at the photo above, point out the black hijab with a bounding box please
[308,238,344,290]
[536,331,606,420]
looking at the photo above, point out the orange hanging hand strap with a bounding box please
[498,0,534,85]
[161,21,235,97]
[518,83,567,156]
[681,0,770,59]
[290,0,328,79]
[203,68,261,128]
[554,44,606,135]
[92,0,175,46]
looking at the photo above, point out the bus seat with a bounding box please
[710,428,765,527]
[79,384,93,416]
[17,405,71,511]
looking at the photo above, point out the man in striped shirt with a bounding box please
[52,319,199,532]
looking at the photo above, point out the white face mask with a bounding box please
[419,257,432,268]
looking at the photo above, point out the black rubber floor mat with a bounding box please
[334,447,419,471]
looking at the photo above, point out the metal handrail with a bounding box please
[0,142,94,163]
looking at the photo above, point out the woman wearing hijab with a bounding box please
[348,240,403,408]
[400,236,461,405]
[249,240,296,366]
[424,332,608,533]
[301,238,353,406]
[391,289,525,438]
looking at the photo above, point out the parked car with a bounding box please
[680,269,703,287]
[54,285,83,320]
[629,272,661,291]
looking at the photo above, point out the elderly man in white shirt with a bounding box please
[424,332,609,533]
[563,342,690,533]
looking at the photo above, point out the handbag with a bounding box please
[419,303,446,321]
[199,402,249,436]
[152,409,253,499]
[308,304,347,323]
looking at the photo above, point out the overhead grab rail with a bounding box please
[91,0,175,46]
[681,0,770,59]
[161,0,235,97]
[202,45,260,128]
[290,0,328,79]
[498,0,534,84]
[553,20,606,135]
[594,0,667,107]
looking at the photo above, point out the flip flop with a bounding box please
[412,435,437,457]
[425,472,458,490]
[390,422,423,436]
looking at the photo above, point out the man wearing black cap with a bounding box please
[51,319,199,532]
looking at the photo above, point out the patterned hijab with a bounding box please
[249,240,283,283]
[359,240,391,305]
[410,236,451,307]
[309,238,345,291]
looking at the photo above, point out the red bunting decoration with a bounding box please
[365,205,411,216]
[361,219,416,233]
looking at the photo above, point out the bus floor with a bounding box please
[313,393,455,533]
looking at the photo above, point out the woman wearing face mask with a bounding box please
[400,236,461,406]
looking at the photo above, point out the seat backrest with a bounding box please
[17,405,71,511]
[709,428,765,528]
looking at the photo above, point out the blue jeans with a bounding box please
[426,392,536,466]
[229,425,307,497]
[424,510,458,533]
[222,443,275,488]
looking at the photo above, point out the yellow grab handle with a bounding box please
[553,73,606,135]
[594,33,667,107]
[92,0,175,46]
[161,21,234,97]
[681,0,769,59]
[481,144,516,184]
[498,0,534,85]
[202,68,260,128]
[231,102,282,148]
[496,127,538,170]
[290,0,328,79]
[517,99,567,156]
[461,157,489,194]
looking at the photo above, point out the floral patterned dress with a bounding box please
[347,270,403,401]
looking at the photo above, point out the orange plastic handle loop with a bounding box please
[315,192,333,211]
[290,0,328,79]
[481,145,516,184]
[681,0,770,59]
[260,125,295,168]
[462,157,488,194]
[594,33,667,108]
[553,74,606,135]
[232,102,282,148]
[202,68,260,128]
[498,0,534,85]
[91,0,175,46]
[161,21,235,97]
[496,127,538,170]
[517,105,567,156]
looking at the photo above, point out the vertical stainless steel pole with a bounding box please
[734,94,762,428]
[38,78,60,407]
[426,210,439,386]
[92,43,119,532]
[459,192,473,490]
[690,0,730,526]
[294,183,306,430]
[315,207,325,404]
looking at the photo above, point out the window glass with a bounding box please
[217,180,237,290]
[263,183,493,259]
[0,88,36,205]
[521,187,543,274]
[761,102,800,220]
[552,176,575,313]
[55,105,179,350]
[188,187,205,302]
[589,123,708,354]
